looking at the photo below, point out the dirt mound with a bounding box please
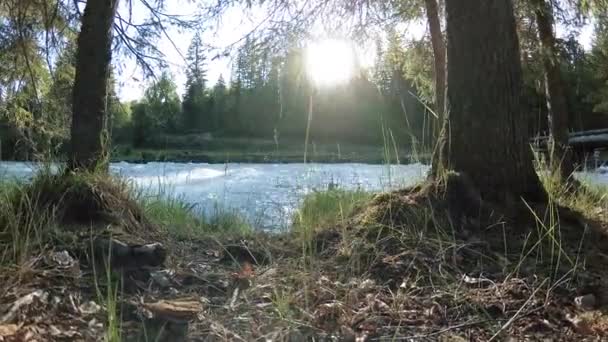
[22,172,157,235]
[356,172,517,232]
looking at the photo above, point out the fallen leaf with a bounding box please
[238,262,255,279]
[0,324,19,337]
[566,313,594,335]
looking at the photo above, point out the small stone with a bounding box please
[151,271,172,288]
[79,301,101,315]
[575,294,596,311]
[50,250,76,268]
[132,243,167,267]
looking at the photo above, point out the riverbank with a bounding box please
[1,169,608,340]
[110,137,429,164]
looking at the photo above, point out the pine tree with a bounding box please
[373,39,391,95]
[212,74,227,132]
[69,0,119,171]
[185,31,207,89]
[182,32,210,131]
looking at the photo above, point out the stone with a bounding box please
[93,238,166,268]
[79,301,101,315]
[575,294,596,311]
[150,270,172,288]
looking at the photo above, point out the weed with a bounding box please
[137,186,253,239]
[0,179,57,266]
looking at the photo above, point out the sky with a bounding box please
[114,1,596,102]
[115,0,236,101]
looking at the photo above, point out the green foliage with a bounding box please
[182,32,213,131]
[588,19,608,114]
[0,178,57,266]
[138,188,252,238]
[293,189,371,233]
[132,72,181,146]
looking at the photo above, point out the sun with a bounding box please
[305,39,356,87]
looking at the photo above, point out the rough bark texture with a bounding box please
[69,0,119,172]
[424,0,446,120]
[532,0,574,176]
[425,0,447,176]
[441,0,544,204]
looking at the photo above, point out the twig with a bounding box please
[488,278,548,342]
[379,319,490,340]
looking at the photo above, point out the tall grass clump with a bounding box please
[535,152,608,216]
[293,189,371,234]
[0,179,57,266]
[136,185,252,239]
[293,188,371,264]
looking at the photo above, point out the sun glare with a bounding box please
[305,39,356,87]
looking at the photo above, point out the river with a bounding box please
[0,162,429,230]
[3,161,606,230]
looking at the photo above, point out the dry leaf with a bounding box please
[566,313,595,335]
[0,324,19,337]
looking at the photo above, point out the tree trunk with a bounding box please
[532,0,574,177]
[69,0,119,172]
[424,0,446,121]
[440,0,544,203]
[424,0,447,176]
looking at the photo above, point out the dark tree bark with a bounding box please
[69,0,120,172]
[439,0,544,203]
[531,0,574,177]
[425,0,447,176]
[424,0,446,120]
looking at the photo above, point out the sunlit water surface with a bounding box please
[0,162,429,230]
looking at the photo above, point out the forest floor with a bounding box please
[111,136,424,164]
[1,170,608,341]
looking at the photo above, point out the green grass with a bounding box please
[137,189,253,239]
[292,188,372,264]
[0,178,57,266]
[293,188,372,234]
[535,155,608,216]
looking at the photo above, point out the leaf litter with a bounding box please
[2,182,608,340]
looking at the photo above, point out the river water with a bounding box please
[0,162,429,230]
[3,161,606,230]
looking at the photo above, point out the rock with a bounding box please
[132,243,166,267]
[93,238,166,269]
[78,301,101,315]
[150,270,173,288]
[575,294,596,311]
[49,250,76,268]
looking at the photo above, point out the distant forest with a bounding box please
[2,8,608,161]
